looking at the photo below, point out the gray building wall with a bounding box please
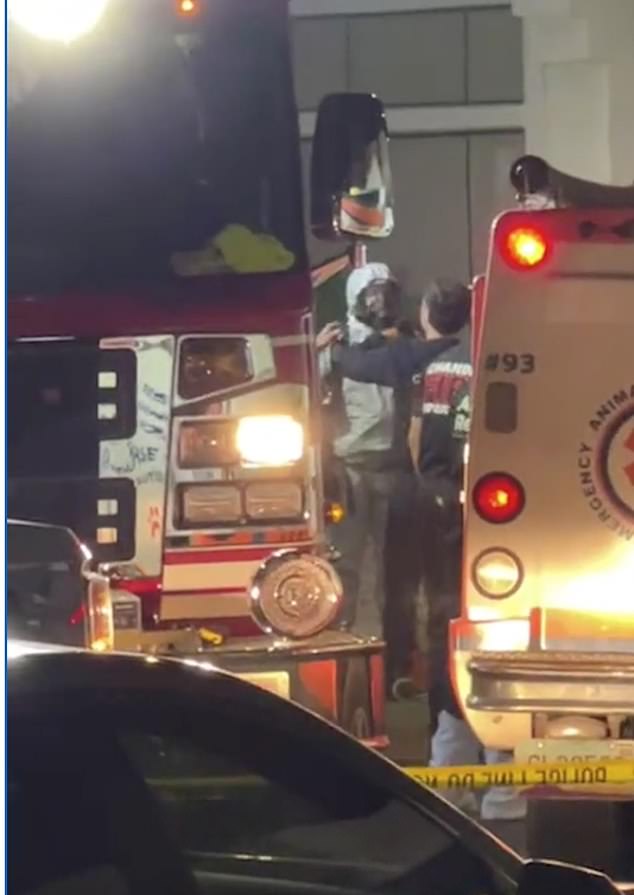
[292,4,525,298]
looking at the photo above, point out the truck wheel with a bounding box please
[341,658,372,740]
[527,799,633,876]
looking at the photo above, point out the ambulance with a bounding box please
[452,155,634,871]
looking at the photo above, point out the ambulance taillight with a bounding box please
[473,473,525,524]
[502,226,549,270]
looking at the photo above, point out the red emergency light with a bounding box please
[503,226,549,270]
[473,473,525,524]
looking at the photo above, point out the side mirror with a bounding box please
[310,93,394,243]
[518,860,619,895]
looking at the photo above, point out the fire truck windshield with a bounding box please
[8,0,304,293]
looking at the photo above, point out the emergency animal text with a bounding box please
[577,385,634,541]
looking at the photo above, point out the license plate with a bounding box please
[113,601,140,630]
[515,738,634,797]
[238,671,290,700]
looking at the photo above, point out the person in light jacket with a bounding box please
[317,264,452,639]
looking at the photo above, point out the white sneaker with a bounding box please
[480,796,527,822]
[481,749,527,821]
[441,788,479,816]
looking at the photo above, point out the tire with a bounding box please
[340,657,372,741]
[527,799,634,876]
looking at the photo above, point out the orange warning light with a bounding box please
[177,0,199,16]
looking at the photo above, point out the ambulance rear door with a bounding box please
[470,274,486,367]
[465,208,634,628]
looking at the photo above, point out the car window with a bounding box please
[8,718,196,895]
[120,728,457,881]
[9,669,500,895]
[7,524,84,644]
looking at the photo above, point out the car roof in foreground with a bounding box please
[8,640,76,659]
[7,640,522,877]
[7,640,280,698]
[7,641,268,716]
[7,640,217,667]
[8,518,68,531]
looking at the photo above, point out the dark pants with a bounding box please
[328,465,395,635]
[383,470,422,684]
[417,480,463,730]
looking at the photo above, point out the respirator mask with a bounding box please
[354,279,401,331]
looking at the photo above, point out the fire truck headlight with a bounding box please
[473,549,522,599]
[249,551,342,639]
[180,485,242,527]
[9,0,109,43]
[245,482,303,522]
[236,416,304,467]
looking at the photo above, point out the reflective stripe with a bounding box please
[163,559,262,592]
[160,591,249,621]
[271,335,309,347]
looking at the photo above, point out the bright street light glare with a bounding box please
[9,0,109,44]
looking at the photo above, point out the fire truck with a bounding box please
[7,0,394,745]
[453,155,634,872]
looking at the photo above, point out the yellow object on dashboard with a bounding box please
[171,226,295,277]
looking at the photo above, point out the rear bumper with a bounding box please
[468,649,634,714]
[452,614,634,715]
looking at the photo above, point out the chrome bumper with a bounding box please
[189,629,384,665]
[468,650,634,714]
[114,624,383,662]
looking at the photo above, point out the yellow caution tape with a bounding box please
[404,760,634,791]
[148,761,634,796]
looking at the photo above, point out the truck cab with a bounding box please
[7,0,394,745]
